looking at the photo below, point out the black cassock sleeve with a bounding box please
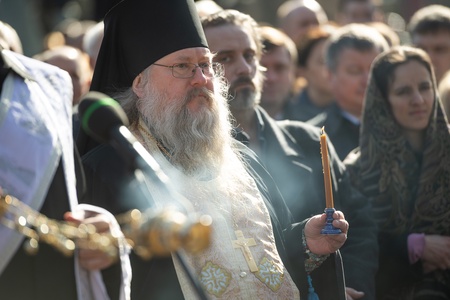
[237,141,346,300]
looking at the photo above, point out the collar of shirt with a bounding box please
[341,109,360,125]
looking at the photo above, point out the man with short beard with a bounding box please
[202,9,377,300]
[77,1,349,299]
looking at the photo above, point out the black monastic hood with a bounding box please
[90,0,209,95]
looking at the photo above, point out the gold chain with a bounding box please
[138,123,172,159]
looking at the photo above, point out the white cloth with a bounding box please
[0,50,73,273]
[0,50,131,300]
[134,119,300,299]
[74,204,132,300]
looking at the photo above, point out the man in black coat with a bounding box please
[202,9,378,300]
[307,23,388,160]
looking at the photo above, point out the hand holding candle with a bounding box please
[320,127,334,208]
[320,127,341,234]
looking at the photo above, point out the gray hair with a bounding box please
[201,9,263,58]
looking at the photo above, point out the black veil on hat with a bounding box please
[78,0,208,155]
[91,0,208,95]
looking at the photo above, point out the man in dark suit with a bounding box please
[307,23,388,161]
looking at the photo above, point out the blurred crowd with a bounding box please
[0,0,449,299]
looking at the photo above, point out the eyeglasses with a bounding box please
[152,62,222,79]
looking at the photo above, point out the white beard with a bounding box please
[137,83,235,178]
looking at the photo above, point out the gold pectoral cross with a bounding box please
[232,230,258,272]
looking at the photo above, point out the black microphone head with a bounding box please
[78,91,130,143]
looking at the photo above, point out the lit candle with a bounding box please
[320,127,334,208]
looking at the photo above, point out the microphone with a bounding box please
[78,91,169,184]
[78,91,212,258]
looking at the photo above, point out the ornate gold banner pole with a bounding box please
[0,193,211,259]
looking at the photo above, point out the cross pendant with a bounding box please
[232,230,258,272]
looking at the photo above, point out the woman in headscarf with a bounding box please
[344,45,450,299]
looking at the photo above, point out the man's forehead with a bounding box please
[262,47,291,63]
[205,24,252,39]
[413,30,450,44]
[205,25,257,52]
[335,48,379,68]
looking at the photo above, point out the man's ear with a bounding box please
[132,73,145,98]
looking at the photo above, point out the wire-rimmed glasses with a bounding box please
[152,62,223,78]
